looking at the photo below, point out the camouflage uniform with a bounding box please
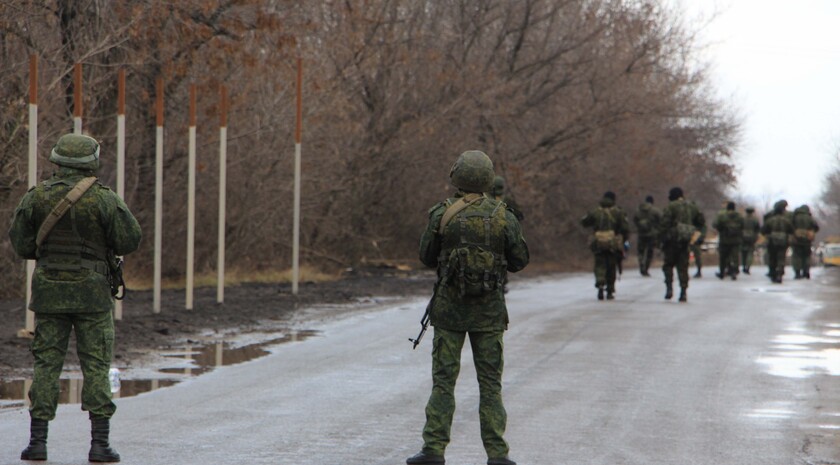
[411,151,528,465]
[712,203,744,279]
[761,200,794,283]
[791,205,819,279]
[9,134,141,462]
[633,196,661,276]
[581,193,630,299]
[740,207,760,274]
[489,176,525,222]
[658,188,705,302]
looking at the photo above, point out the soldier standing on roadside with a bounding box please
[791,204,819,279]
[712,201,744,280]
[489,175,524,222]
[581,191,631,300]
[9,134,142,463]
[658,187,706,302]
[408,150,528,465]
[633,195,661,277]
[761,200,794,283]
[740,207,760,274]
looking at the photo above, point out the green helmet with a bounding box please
[49,134,100,170]
[449,150,494,193]
[490,176,505,196]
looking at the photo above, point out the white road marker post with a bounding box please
[115,69,126,320]
[217,86,228,304]
[186,85,197,310]
[73,63,82,134]
[153,78,164,313]
[292,57,303,295]
[21,55,38,338]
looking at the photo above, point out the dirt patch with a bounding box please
[0,266,438,380]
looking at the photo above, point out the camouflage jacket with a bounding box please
[760,211,794,238]
[419,193,529,332]
[713,210,744,245]
[658,198,706,245]
[9,169,142,313]
[791,207,819,246]
[580,197,631,250]
[633,202,661,240]
[742,213,761,245]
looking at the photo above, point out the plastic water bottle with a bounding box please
[108,368,121,394]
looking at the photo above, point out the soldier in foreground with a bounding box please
[408,151,528,465]
[581,191,630,300]
[658,187,705,302]
[633,195,661,276]
[712,201,743,280]
[740,206,761,274]
[761,200,794,283]
[791,204,819,279]
[9,134,142,463]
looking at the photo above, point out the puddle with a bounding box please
[757,324,840,378]
[0,329,320,409]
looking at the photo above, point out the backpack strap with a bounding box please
[36,177,98,248]
[439,193,483,234]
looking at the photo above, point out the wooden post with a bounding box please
[292,57,303,295]
[153,78,164,313]
[115,69,126,320]
[73,63,82,134]
[217,86,228,304]
[21,55,38,338]
[186,84,196,310]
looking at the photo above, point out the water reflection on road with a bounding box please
[0,329,319,409]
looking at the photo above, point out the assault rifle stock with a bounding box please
[107,250,126,300]
[409,300,431,350]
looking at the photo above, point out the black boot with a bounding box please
[407,451,445,464]
[794,270,802,280]
[20,418,48,461]
[665,284,673,300]
[606,290,615,300]
[679,288,687,302]
[89,417,120,463]
[597,287,604,301]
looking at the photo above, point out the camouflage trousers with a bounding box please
[791,244,812,274]
[767,245,788,279]
[637,236,656,274]
[422,328,509,458]
[662,242,690,289]
[718,243,740,276]
[29,311,116,421]
[690,243,703,271]
[740,242,756,270]
[592,251,619,292]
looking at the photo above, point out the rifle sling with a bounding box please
[439,193,483,234]
[36,177,98,248]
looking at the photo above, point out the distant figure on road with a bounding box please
[761,200,794,283]
[791,204,819,279]
[9,134,142,462]
[633,195,661,276]
[409,150,528,465]
[740,206,761,274]
[581,191,630,300]
[658,187,706,302]
[713,201,744,280]
[488,175,524,222]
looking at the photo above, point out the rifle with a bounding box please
[107,250,126,300]
[409,268,446,350]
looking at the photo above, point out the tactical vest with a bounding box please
[36,179,109,276]
[438,197,508,297]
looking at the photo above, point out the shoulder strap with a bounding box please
[36,177,98,247]
[439,193,483,234]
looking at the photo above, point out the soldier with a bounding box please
[489,175,525,222]
[761,200,794,283]
[633,195,661,276]
[791,204,819,279]
[9,134,141,463]
[408,150,528,465]
[712,201,744,280]
[658,187,706,302]
[740,206,761,274]
[581,191,630,300]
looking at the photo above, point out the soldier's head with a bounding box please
[449,150,495,193]
[49,134,100,171]
[726,201,735,211]
[745,206,755,214]
[490,176,506,197]
[668,187,683,201]
[603,191,616,201]
[773,199,788,213]
[645,195,654,204]
[799,204,811,214]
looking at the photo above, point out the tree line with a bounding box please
[0,0,741,298]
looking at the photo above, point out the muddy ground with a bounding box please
[0,265,443,380]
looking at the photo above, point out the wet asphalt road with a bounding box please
[2,266,840,465]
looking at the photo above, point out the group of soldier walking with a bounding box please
[581,188,820,302]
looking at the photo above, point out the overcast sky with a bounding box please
[681,0,840,210]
